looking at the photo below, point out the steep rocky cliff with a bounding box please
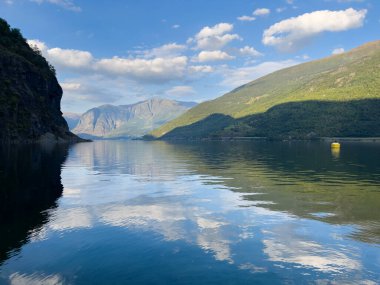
[0,18,81,143]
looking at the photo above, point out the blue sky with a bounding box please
[1,0,379,113]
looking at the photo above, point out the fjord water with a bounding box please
[0,141,379,284]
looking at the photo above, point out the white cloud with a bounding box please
[263,8,367,52]
[332,47,345,54]
[172,24,180,29]
[28,39,93,69]
[196,23,233,38]
[142,43,187,58]
[221,60,298,88]
[196,33,240,50]
[192,23,241,50]
[26,39,222,112]
[27,39,47,52]
[189,65,214,73]
[239,46,263,57]
[196,50,235,62]
[28,40,190,83]
[237,15,256,22]
[61,77,125,104]
[47,48,94,68]
[61,82,81,91]
[166,85,196,97]
[253,8,271,16]
[95,56,188,82]
[31,0,81,12]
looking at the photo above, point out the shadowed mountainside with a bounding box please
[160,99,380,139]
[0,18,81,142]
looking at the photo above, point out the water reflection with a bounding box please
[166,141,380,244]
[0,141,379,284]
[0,143,68,265]
[331,147,340,159]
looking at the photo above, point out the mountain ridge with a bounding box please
[72,98,197,138]
[151,40,380,139]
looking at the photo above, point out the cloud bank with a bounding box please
[191,23,241,50]
[262,8,367,52]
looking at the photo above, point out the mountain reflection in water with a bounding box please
[0,141,379,285]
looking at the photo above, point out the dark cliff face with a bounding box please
[0,18,80,142]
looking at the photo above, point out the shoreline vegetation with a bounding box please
[142,135,380,142]
[320,137,380,142]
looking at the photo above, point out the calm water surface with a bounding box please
[0,141,380,284]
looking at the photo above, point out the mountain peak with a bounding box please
[70,98,197,139]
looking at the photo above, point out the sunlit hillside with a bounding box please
[152,41,380,139]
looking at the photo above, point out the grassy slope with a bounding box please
[151,41,380,138]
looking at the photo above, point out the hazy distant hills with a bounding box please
[151,41,380,139]
[66,98,196,139]
[63,112,81,130]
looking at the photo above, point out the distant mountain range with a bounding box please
[64,98,196,139]
[63,112,81,130]
[151,41,380,139]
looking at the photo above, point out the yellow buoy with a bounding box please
[331,142,340,149]
[331,142,341,158]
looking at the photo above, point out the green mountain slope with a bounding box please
[151,41,380,139]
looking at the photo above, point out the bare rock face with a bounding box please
[0,18,82,143]
[72,98,197,138]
